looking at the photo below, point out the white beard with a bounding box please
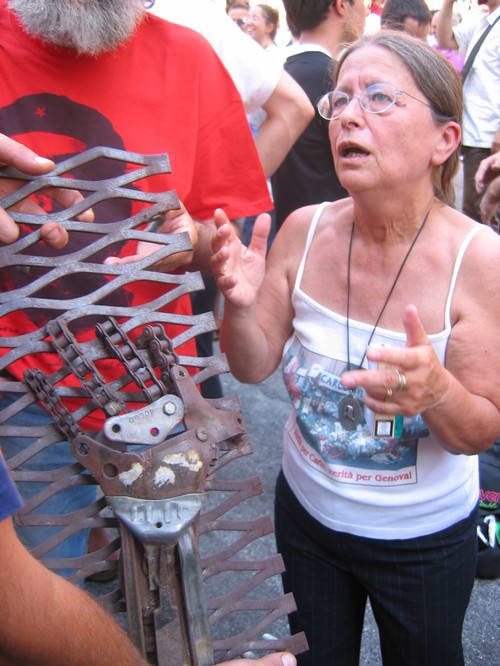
[7,0,150,56]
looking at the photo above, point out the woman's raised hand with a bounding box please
[211,208,271,309]
[341,305,448,418]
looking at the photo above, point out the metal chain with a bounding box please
[26,317,183,441]
[136,323,179,393]
[96,317,167,403]
[23,368,82,441]
[48,319,125,417]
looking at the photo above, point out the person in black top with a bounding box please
[271,0,366,229]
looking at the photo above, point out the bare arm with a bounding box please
[436,0,459,51]
[212,208,298,383]
[0,516,147,666]
[0,514,296,666]
[256,71,314,178]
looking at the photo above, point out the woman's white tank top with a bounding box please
[281,203,483,538]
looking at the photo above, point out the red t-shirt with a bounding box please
[0,4,271,427]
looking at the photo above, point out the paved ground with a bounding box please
[217,349,500,665]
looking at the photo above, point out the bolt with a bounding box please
[163,401,176,416]
[196,428,208,442]
[108,401,121,416]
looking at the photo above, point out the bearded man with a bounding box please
[0,0,271,570]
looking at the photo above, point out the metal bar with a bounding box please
[178,528,214,666]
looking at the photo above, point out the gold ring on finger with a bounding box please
[395,369,407,391]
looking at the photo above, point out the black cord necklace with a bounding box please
[338,208,431,431]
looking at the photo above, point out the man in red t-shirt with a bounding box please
[0,0,271,567]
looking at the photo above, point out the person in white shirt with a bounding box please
[149,0,313,178]
[437,0,500,222]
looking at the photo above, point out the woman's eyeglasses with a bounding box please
[317,83,433,120]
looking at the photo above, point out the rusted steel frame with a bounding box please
[0,146,174,222]
[115,505,213,665]
[0,147,308,662]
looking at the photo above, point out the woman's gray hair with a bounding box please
[334,32,463,204]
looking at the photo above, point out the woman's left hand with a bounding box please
[340,304,449,417]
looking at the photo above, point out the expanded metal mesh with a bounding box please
[0,148,307,664]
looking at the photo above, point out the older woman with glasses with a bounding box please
[211,32,500,665]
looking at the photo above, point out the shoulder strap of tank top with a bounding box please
[444,224,486,328]
[294,202,329,292]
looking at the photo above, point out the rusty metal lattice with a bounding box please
[0,148,307,665]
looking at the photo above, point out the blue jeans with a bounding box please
[275,470,477,666]
[0,392,97,578]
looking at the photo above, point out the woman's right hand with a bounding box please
[211,208,270,309]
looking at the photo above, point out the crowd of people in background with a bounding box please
[224,0,499,227]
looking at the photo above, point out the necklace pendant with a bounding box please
[339,392,362,431]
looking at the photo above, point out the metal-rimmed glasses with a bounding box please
[317,82,434,121]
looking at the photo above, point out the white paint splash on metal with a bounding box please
[119,462,144,486]
[155,466,176,487]
[154,451,203,487]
